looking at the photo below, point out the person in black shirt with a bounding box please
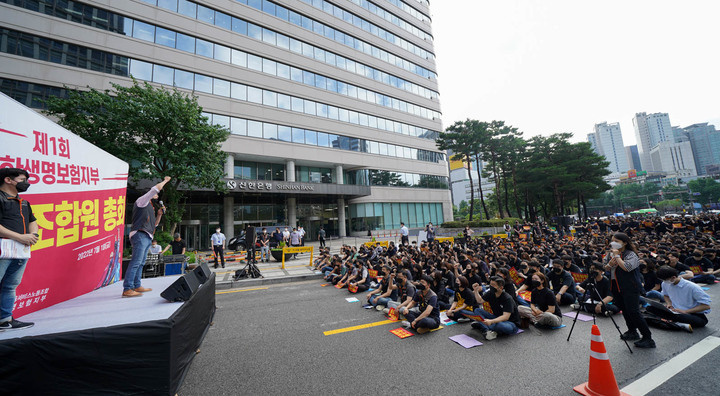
[162,233,186,255]
[518,272,563,328]
[470,276,520,340]
[683,249,716,284]
[401,275,440,334]
[667,252,694,279]
[446,276,477,322]
[561,255,582,274]
[548,260,577,305]
[572,263,619,316]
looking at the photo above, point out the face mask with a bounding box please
[554,267,562,273]
[531,280,541,288]
[589,271,599,278]
[610,241,622,250]
[488,286,497,294]
[15,181,30,192]
[216,229,221,233]
[416,284,426,291]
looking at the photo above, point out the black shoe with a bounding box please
[222,265,225,268]
[620,330,640,341]
[214,265,218,269]
[0,319,34,331]
[634,338,656,348]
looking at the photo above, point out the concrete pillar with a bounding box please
[286,160,295,182]
[225,154,234,178]
[337,197,346,237]
[287,197,297,228]
[335,164,343,184]
[224,196,234,239]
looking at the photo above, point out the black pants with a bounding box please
[319,237,325,248]
[612,285,652,339]
[213,245,225,267]
[401,235,408,245]
[405,310,440,330]
[646,306,708,328]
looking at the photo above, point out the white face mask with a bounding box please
[610,241,622,250]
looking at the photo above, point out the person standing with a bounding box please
[425,222,435,244]
[124,176,171,297]
[258,227,270,263]
[604,232,655,348]
[289,227,301,259]
[318,226,326,248]
[463,225,474,247]
[298,225,306,246]
[400,222,409,246]
[211,226,226,268]
[162,233,186,255]
[0,168,38,330]
[282,227,290,245]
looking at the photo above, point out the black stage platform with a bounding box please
[0,273,216,395]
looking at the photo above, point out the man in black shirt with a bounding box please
[162,233,186,255]
[548,260,577,305]
[400,275,440,334]
[572,263,619,316]
[470,276,519,340]
[0,168,38,330]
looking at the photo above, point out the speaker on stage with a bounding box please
[193,262,212,285]
[160,273,200,302]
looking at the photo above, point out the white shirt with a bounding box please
[400,226,409,236]
[211,232,226,246]
[662,278,712,314]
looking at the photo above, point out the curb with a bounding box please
[215,273,324,290]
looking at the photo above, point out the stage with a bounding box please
[0,273,216,395]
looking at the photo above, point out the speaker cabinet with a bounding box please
[161,273,200,302]
[193,262,212,285]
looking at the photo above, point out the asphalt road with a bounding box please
[179,280,720,396]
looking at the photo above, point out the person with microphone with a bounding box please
[123,176,171,297]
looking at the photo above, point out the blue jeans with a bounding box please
[469,308,519,335]
[644,290,664,301]
[124,232,152,291]
[260,246,269,261]
[370,296,390,307]
[516,295,531,307]
[691,274,716,284]
[0,258,28,321]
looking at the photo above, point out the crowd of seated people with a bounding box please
[316,214,717,341]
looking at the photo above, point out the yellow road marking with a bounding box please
[216,287,269,295]
[323,320,395,336]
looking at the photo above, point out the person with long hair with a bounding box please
[604,232,655,348]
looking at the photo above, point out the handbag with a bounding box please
[0,238,31,259]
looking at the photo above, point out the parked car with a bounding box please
[227,231,261,251]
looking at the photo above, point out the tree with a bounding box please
[44,79,230,233]
[688,178,720,205]
[437,120,478,220]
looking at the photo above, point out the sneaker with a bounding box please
[603,311,612,317]
[634,338,656,348]
[456,317,471,323]
[570,303,581,310]
[620,330,640,341]
[122,290,143,298]
[376,305,385,311]
[485,330,498,340]
[382,308,391,314]
[677,323,693,333]
[0,319,34,331]
[401,320,411,329]
[416,327,430,334]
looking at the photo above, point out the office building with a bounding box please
[625,145,641,171]
[588,122,630,174]
[649,141,697,179]
[633,112,672,172]
[683,123,719,175]
[0,0,451,247]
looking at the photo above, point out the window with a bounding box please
[152,64,173,85]
[194,74,212,93]
[129,59,153,80]
[247,86,262,104]
[176,33,195,53]
[247,120,262,138]
[231,118,246,135]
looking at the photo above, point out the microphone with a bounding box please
[159,200,166,214]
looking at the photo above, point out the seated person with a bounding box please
[388,270,416,316]
[572,263,620,316]
[646,265,712,332]
[366,266,397,309]
[445,276,477,322]
[401,275,441,334]
[684,249,716,284]
[562,255,582,274]
[667,252,694,279]
[518,272,563,328]
[640,259,664,301]
[470,276,520,340]
[348,261,371,293]
[334,261,357,286]
[548,260,577,305]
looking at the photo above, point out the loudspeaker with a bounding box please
[161,273,200,302]
[245,226,255,245]
[193,262,212,285]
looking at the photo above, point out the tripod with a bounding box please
[566,280,632,353]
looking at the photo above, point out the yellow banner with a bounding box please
[436,237,454,244]
[363,240,389,248]
[493,234,508,239]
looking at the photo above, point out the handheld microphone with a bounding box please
[159,200,166,214]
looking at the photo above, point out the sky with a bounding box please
[429,0,720,145]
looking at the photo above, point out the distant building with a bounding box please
[633,112,672,171]
[588,122,630,174]
[649,141,697,179]
[625,145,642,171]
[683,123,719,175]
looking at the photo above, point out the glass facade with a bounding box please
[349,202,443,232]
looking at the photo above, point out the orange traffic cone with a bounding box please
[574,324,629,396]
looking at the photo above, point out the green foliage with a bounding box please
[44,79,230,232]
[154,231,172,250]
[654,199,683,212]
[688,178,720,205]
[442,218,522,228]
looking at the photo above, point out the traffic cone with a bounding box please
[574,324,629,396]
